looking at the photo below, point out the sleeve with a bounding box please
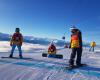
[10,34,15,45]
[69,35,72,48]
[78,31,82,48]
[20,33,23,43]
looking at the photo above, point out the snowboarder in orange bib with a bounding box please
[69,26,84,67]
[9,28,23,58]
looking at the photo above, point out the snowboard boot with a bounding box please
[69,64,76,68]
[19,55,23,59]
[76,64,87,67]
[65,64,77,70]
[9,54,13,58]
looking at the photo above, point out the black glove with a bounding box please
[69,46,71,49]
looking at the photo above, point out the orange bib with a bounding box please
[71,34,80,48]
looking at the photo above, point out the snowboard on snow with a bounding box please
[42,53,63,59]
[1,56,32,60]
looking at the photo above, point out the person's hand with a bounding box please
[69,46,71,49]
[10,43,12,46]
[20,44,22,46]
[20,43,22,46]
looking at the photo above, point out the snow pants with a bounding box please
[69,48,82,65]
[89,46,94,52]
[10,44,22,56]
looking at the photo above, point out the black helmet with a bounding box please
[15,28,20,32]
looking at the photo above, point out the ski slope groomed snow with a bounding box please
[0,41,100,80]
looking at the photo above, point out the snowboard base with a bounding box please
[42,53,63,59]
[1,56,31,60]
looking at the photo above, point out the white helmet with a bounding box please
[70,25,78,30]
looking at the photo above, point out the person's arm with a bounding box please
[10,34,14,46]
[20,34,23,45]
[78,30,82,48]
[69,35,72,48]
[69,40,71,48]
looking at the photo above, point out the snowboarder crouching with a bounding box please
[48,43,57,58]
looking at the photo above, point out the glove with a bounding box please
[69,46,71,49]
[10,43,12,46]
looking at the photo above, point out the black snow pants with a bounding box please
[69,48,82,66]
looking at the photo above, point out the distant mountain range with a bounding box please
[0,32,93,47]
[0,32,68,46]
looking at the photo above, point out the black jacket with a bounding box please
[78,30,82,48]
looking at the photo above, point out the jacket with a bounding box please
[10,32,23,45]
[70,30,82,48]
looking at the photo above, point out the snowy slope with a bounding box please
[0,42,100,80]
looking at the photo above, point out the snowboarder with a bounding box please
[69,26,84,68]
[42,41,63,59]
[9,28,23,58]
[48,42,57,58]
[89,41,96,52]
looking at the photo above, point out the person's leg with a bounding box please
[48,54,56,58]
[93,47,94,52]
[9,45,16,57]
[17,45,22,58]
[76,48,82,66]
[89,47,92,52]
[48,54,53,57]
[69,48,77,66]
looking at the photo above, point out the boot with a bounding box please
[9,54,13,58]
[69,64,76,68]
[76,63,87,67]
[19,54,23,58]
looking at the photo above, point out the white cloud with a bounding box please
[0,41,47,52]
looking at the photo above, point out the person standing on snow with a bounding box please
[9,28,23,58]
[89,41,96,52]
[69,26,84,67]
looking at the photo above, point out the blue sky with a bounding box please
[0,0,100,44]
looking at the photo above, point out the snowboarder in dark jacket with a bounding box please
[69,26,83,67]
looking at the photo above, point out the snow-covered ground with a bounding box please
[0,41,100,80]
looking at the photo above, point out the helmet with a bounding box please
[70,25,78,30]
[15,28,20,32]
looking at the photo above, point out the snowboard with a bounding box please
[1,56,31,60]
[42,53,63,59]
[65,64,87,70]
